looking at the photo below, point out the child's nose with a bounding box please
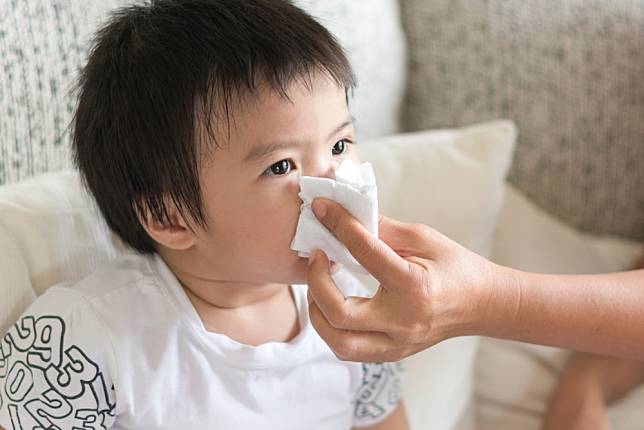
[305,159,335,180]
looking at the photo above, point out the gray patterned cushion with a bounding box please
[400,0,644,240]
[0,1,120,185]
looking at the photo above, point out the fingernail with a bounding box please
[330,262,343,274]
[308,249,319,266]
[312,199,327,219]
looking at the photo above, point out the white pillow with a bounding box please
[360,120,516,257]
[0,120,517,430]
[293,0,408,139]
[0,171,128,324]
[0,223,35,334]
[357,120,517,430]
[476,185,644,430]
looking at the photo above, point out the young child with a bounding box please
[0,1,407,429]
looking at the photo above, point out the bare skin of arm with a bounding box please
[475,269,644,359]
[542,256,644,430]
[306,198,644,362]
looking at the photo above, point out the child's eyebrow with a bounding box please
[244,140,302,163]
[243,115,355,163]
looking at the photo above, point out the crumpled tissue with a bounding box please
[290,159,379,274]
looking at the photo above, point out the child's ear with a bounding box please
[138,201,196,251]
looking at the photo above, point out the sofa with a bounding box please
[1,1,643,429]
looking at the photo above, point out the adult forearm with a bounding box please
[470,267,644,359]
[306,198,644,363]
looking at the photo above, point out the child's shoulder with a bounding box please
[31,253,165,326]
[60,253,160,300]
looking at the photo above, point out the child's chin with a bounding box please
[289,255,343,285]
[289,257,311,284]
[286,255,340,285]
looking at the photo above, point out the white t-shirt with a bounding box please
[0,254,402,430]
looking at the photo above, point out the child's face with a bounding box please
[192,76,358,285]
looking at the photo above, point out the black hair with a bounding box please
[73,0,356,254]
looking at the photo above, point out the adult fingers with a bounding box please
[311,198,413,289]
[378,215,444,259]
[306,249,390,332]
[308,300,412,362]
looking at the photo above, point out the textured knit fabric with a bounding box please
[400,0,644,240]
[0,1,121,184]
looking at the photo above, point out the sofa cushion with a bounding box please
[400,0,644,240]
[0,1,121,184]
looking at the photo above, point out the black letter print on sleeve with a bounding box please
[354,362,403,421]
[1,316,116,430]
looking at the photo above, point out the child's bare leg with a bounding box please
[543,255,644,430]
[542,353,611,430]
[543,353,644,430]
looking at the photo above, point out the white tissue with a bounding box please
[290,159,379,274]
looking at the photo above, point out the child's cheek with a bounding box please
[349,149,361,163]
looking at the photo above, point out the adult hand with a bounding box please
[306,198,504,362]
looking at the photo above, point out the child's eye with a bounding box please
[263,159,294,176]
[332,139,352,155]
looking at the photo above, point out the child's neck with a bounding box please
[164,258,300,347]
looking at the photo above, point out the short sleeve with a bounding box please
[328,270,405,426]
[0,288,117,430]
[351,362,404,428]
